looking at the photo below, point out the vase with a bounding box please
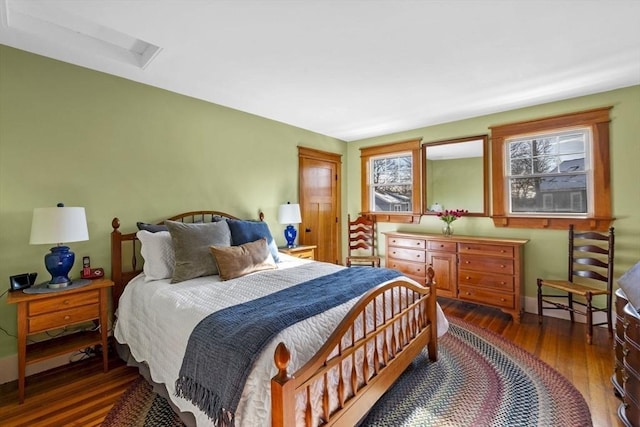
[442,223,453,236]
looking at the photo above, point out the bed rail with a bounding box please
[272,267,437,426]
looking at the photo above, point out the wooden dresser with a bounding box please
[384,231,528,322]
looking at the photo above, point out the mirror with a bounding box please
[422,135,489,217]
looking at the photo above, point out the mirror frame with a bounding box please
[421,134,489,217]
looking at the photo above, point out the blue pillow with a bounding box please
[137,222,168,233]
[226,219,280,263]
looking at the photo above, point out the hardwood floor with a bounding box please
[0,299,623,426]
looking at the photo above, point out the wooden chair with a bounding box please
[345,214,381,267]
[537,224,615,344]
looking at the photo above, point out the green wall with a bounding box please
[347,85,640,314]
[0,45,346,358]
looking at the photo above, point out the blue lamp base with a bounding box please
[44,246,75,288]
[284,225,297,248]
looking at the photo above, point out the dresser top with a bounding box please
[383,230,529,246]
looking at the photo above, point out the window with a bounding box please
[506,128,590,215]
[490,107,612,231]
[360,139,421,223]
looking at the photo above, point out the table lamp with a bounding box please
[278,202,302,248]
[29,203,89,288]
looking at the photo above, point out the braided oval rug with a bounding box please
[103,317,592,427]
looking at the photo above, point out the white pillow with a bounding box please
[137,230,175,282]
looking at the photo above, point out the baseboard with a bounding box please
[0,351,78,385]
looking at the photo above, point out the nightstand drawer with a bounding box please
[28,290,100,316]
[28,304,100,334]
[292,248,314,259]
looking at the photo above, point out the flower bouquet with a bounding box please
[437,209,468,236]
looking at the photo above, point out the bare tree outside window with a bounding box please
[371,154,412,212]
[506,130,589,214]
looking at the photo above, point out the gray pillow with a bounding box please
[619,261,640,310]
[165,220,231,283]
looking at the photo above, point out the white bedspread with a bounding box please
[114,255,449,426]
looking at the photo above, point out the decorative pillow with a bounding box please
[226,218,280,263]
[210,238,277,281]
[165,220,232,283]
[137,222,168,233]
[136,230,175,281]
[619,261,640,310]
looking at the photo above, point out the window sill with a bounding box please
[364,212,422,224]
[491,215,614,231]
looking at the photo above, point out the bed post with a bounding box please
[271,342,296,427]
[111,218,123,311]
[426,266,438,362]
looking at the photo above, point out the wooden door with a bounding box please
[298,147,341,264]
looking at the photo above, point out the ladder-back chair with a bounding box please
[345,214,381,267]
[537,224,615,344]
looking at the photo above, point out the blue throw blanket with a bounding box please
[175,267,402,426]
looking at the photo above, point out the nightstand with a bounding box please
[6,278,113,403]
[279,245,317,260]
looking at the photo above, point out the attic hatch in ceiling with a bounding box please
[1,0,161,69]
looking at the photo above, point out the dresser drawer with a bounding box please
[387,259,427,279]
[28,305,100,334]
[28,290,100,316]
[459,270,514,292]
[459,255,514,275]
[458,285,514,309]
[427,240,456,252]
[387,247,425,263]
[458,243,514,258]
[387,237,426,250]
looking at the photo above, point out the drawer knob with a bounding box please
[64,315,70,320]
[500,281,506,285]
[63,300,71,305]
[500,265,505,268]
[465,292,471,296]
[466,276,470,280]
[500,298,506,302]
[501,250,506,253]
[465,261,470,264]
[417,242,421,246]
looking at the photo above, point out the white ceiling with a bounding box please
[1,0,639,142]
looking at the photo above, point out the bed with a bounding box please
[110,210,448,426]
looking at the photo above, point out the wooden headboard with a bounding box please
[110,210,262,309]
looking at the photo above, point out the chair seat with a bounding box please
[347,255,380,263]
[346,255,381,267]
[538,279,609,296]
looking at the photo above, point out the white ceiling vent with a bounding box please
[2,0,161,69]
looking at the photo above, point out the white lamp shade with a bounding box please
[278,203,302,224]
[30,207,89,245]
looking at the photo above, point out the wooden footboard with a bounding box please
[271,267,437,427]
